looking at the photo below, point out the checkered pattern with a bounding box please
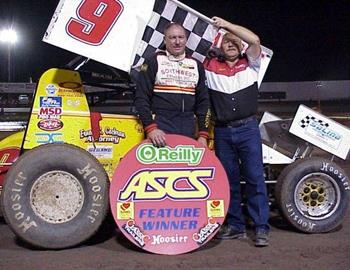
[299,115,330,129]
[132,0,218,67]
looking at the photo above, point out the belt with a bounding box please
[215,115,256,128]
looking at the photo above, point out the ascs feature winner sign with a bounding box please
[110,134,230,255]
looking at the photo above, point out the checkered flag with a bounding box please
[300,115,330,129]
[132,0,219,67]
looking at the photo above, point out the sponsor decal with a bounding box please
[36,133,63,144]
[160,61,174,67]
[110,135,229,255]
[136,144,204,165]
[116,202,134,220]
[58,88,84,98]
[0,148,20,172]
[46,84,58,95]
[300,115,342,149]
[179,62,195,69]
[192,218,220,245]
[0,153,10,167]
[207,200,225,218]
[38,107,62,119]
[80,127,125,144]
[123,220,150,247]
[118,168,213,201]
[87,145,113,158]
[151,234,188,245]
[40,96,62,107]
[58,82,82,89]
[37,119,63,131]
[159,68,197,78]
[67,99,81,107]
[58,86,84,97]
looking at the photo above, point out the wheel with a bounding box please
[275,157,349,233]
[1,143,109,249]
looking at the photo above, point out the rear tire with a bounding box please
[1,143,109,249]
[275,157,349,233]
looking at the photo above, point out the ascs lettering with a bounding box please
[118,168,214,201]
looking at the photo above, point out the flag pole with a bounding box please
[170,0,213,24]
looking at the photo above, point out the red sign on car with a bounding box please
[37,119,64,131]
[110,135,230,255]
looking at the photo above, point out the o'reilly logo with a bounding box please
[136,144,204,165]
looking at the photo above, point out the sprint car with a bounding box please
[0,66,349,249]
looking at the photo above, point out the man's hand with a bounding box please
[147,128,166,147]
[212,16,229,29]
[197,137,207,148]
[211,15,261,59]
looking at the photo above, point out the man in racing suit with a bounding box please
[133,23,210,147]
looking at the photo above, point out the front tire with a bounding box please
[275,157,349,233]
[1,143,109,249]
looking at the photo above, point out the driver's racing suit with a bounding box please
[133,50,210,139]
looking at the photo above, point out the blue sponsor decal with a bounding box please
[40,97,62,108]
[46,84,58,95]
[36,133,64,144]
[309,121,341,141]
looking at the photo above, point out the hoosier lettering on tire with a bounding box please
[0,143,109,249]
[275,157,350,233]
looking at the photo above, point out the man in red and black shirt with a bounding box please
[133,23,210,147]
[204,17,270,247]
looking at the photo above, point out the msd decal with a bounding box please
[110,135,230,255]
[38,107,62,119]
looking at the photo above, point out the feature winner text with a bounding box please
[139,207,200,244]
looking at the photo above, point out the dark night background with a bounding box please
[0,0,349,83]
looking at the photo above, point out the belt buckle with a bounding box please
[227,120,241,128]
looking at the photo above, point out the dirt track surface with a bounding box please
[1,210,350,270]
[1,164,350,270]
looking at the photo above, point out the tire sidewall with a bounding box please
[278,157,350,233]
[1,144,109,248]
